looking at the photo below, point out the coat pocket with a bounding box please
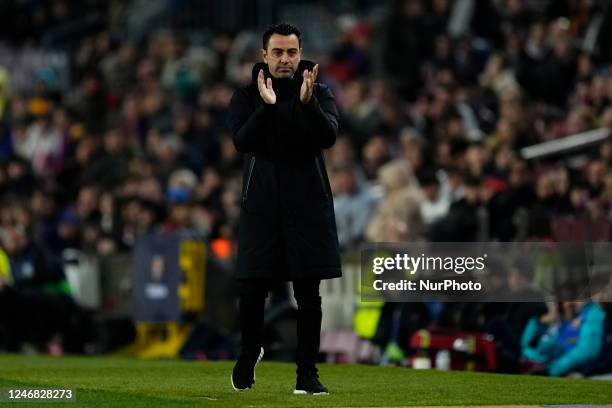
[241,157,276,215]
[242,156,256,205]
[314,156,331,207]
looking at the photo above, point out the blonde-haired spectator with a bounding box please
[365,160,423,243]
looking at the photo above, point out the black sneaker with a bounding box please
[293,373,329,395]
[231,347,264,391]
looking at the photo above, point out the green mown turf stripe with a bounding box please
[0,378,197,407]
[0,354,610,407]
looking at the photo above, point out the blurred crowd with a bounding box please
[1,0,612,374]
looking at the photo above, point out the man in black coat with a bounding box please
[226,23,342,395]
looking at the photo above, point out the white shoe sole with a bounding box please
[231,347,264,392]
[293,390,329,395]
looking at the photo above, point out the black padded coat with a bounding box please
[226,59,342,281]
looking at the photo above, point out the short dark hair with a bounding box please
[262,23,301,50]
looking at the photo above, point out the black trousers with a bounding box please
[238,278,321,376]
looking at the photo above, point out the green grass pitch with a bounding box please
[0,354,611,407]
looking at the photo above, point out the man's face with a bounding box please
[262,34,301,78]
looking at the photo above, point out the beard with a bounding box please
[274,65,294,78]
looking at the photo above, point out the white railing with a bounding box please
[520,127,610,160]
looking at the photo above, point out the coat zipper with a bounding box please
[243,156,256,203]
[314,156,330,202]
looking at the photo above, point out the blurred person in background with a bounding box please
[521,298,606,377]
[365,159,423,243]
[417,170,451,238]
[332,162,379,251]
[0,200,77,353]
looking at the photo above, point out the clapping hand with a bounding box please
[300,64,318,104]
[257,69,276,104]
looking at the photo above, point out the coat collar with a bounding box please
[251,59,316,84]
